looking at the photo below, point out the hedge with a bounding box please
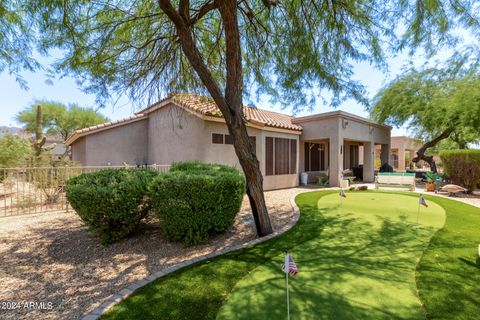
[440,149,480,193]
[149,163,245,245]
[65,168,159,244]
[170,161,240,174]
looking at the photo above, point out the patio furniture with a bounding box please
[375,172,415,190]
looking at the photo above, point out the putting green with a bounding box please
[217,192,446,320]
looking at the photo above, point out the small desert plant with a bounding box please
[317,177,329,187]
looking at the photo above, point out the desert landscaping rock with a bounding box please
[0,187,309,320]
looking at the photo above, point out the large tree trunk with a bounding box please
[159,0,273,236]
[413,128,453,173]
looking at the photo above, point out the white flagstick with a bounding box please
[416,199,421,225]
[340,192,343,214]
[284,251,290,320]
[338,189,343,215]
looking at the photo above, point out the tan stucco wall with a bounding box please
[148,105,206,164]
[71,137,86,164]
[146,104,300,190]
[391,136,422,151]
[342,118,390,145]
[72,119,148,166]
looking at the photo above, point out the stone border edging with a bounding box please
[82,193,301,320]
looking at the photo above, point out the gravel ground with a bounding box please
[0,187,312,320]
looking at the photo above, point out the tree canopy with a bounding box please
[2,0,480,236]
[16,101,109,141]
[370,67,480,170]
[3,0,475,108]
[0,134,31,168]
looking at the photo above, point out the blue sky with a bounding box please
[0,41,464,136]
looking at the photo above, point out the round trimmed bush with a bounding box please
[65,168,159,245]
[149,163,245,245]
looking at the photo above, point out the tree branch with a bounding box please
[413,128,453,172]
[190,1,217,25]
[158,0,229,115]
[261,0,277,9]
[179,0,190,23]
[216,0,243,113]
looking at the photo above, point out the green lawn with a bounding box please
[217,192,445,319]
[416,197,480,319]
[101,190,480,320]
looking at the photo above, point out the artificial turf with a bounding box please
[415,196,480,319]
[217,192,445,319]
[101,190,479,320]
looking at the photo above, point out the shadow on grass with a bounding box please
[103,191,440,320]
[415,196,480,320]
[218,200,434,320]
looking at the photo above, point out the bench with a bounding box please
[375,172,415,190]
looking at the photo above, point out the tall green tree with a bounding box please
[370,68,480,172]
[16,100,109,141]
[4,0,480,236]
[0,134,31,168]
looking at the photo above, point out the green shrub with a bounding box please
[440,149,480,193]
[65,168,159,244]
[149,163,245,245]
[170,161,239,174]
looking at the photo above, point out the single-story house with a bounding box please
[65,94,391,190]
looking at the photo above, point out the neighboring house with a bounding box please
[375,136,428,171]
[65,94,391,190]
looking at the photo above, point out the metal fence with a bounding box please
[0,165,170,217]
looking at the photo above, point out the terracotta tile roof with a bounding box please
[66,94,301,145]
[140,93,303,132]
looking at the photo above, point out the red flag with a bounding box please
[282,254,298,277]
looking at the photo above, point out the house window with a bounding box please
[213,133,256,150]
[212,133,223,144]
[265,137,297,176]
[224,134,234,144]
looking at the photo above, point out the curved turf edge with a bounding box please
[100,191,479,320]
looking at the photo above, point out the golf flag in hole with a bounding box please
[339,188,346,198]
[282,254,298,277]
[419,196,428,208]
